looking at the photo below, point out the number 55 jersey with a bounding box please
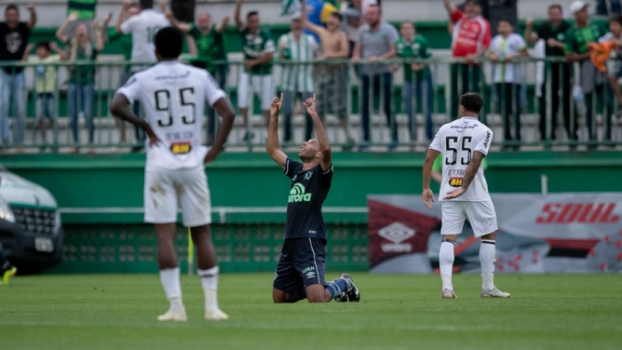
[117,61,226,171]
[429,117,493,202]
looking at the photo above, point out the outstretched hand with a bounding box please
[443,187,466,200]
[422,189,435,209]
[270,93,283,116]
[303,94,316,114]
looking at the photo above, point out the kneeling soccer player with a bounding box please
[110,27,235,320]
[267,94,360,303]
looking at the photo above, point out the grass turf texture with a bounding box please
[1,273,620,350]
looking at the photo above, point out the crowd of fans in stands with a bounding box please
[0,0,620,152]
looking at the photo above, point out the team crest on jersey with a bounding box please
[170,142,191,154]
[449,177,463,187]
[304,171,313,180]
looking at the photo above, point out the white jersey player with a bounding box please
[422,92,510,299]
[111,27,235,321]
[120,0,170,72]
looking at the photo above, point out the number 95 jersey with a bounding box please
[429,117,493,202]
[117,61,226,171]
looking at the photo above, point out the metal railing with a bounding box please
[0,57,620,153]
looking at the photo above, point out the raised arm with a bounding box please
[422,149,440,209]
[216,16,230,33]
[22,43,34,61]
[56,13,77,43]
[267,94,288,169]
[524,18,539,45]
[443,0,456,16]
[234,0,244,30]
[186,35,198,56]
[301,0,325,35]
[27,4,37,30]
[162,2,191,33]
[101,12,113,42]
[116,1,129,34]
[443,151,484,200]
[93,20,105,52]
[304,95,331,171]
[203,97,235,164]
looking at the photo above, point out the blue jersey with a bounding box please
[303,0,338,42]
[284,158,333,240]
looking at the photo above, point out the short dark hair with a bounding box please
[611,14,622,26]
[139,0,153,9]
[368,4,381,13]
[247,11,258,19]
[465,0,481,6]
[460,93,484,114]
[155,27,183,59]
[329,12,343,22]
[37,41,51,52]
[548,4,563,13]
[5,4,18,13]
[497,19,512,27]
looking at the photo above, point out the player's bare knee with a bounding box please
[481,232,496,240]
[442,234,458,243]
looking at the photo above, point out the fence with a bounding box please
[0,57,620,152]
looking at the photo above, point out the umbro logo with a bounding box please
[378,223,416,243]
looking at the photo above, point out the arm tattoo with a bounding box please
[461,157,482,190]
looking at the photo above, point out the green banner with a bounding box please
[67,0,97,20]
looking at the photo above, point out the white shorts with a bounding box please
[440,200,498,237]
[237,72,273,111]
[144,166,212,227]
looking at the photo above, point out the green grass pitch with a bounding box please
[1,273,621,349]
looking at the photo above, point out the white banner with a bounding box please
[368,193,622,274]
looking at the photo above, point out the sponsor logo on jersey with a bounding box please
[483,132,491,148]
[449,177,463,187]
[170,142,192,154]
[288,183,312,203]
[536,203,620,224]
[379,222,415,253]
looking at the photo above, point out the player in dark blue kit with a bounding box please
[267,94,360,303]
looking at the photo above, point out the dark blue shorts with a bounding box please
[273,237,326,294]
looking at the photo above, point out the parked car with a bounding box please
[0,168,63,272]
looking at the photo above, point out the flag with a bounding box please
[68,0,98,20]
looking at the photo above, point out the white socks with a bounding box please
[439,240,455,290]
[198,266,219,310]
[159,267,183,310]
[480,240,496,290]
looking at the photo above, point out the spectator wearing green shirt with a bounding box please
[394,21,434,147]
[235,0,275,141]
[565,1,611,146]
[56,14,104,152]
[166,9,230,146]
[103,9,137,144]
[431,154,488,184]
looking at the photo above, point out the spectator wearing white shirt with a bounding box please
[278,16,318,143]
[488,20,527,150]
[119,0,169,150]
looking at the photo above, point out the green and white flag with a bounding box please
[281,0,301,16]
[68,0,97,20]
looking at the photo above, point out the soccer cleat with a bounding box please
[442,288,457,299]
[1,266,17,285]
[481,287,511,298]
[333,273,360,302]
[205,308,229,321]
[157,308,187,322]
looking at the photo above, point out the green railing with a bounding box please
[51,223,369,273]
[0,57,620,152]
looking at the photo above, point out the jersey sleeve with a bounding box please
[474,128,493,156]
[319,163,334,187]
[116,74,142,104]
[536,24,546,40]
[284,158,303,179]
[264,34,276,54]
[428,128,442,151]
[120,16,136,34]
[420,37,432,58]
[203,71,226,107]
[450,9,464,24]
[482,20,492,48]
[386,24,399,44]
[564,28,575,54]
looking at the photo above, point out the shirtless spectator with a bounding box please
[301,0,354,146]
